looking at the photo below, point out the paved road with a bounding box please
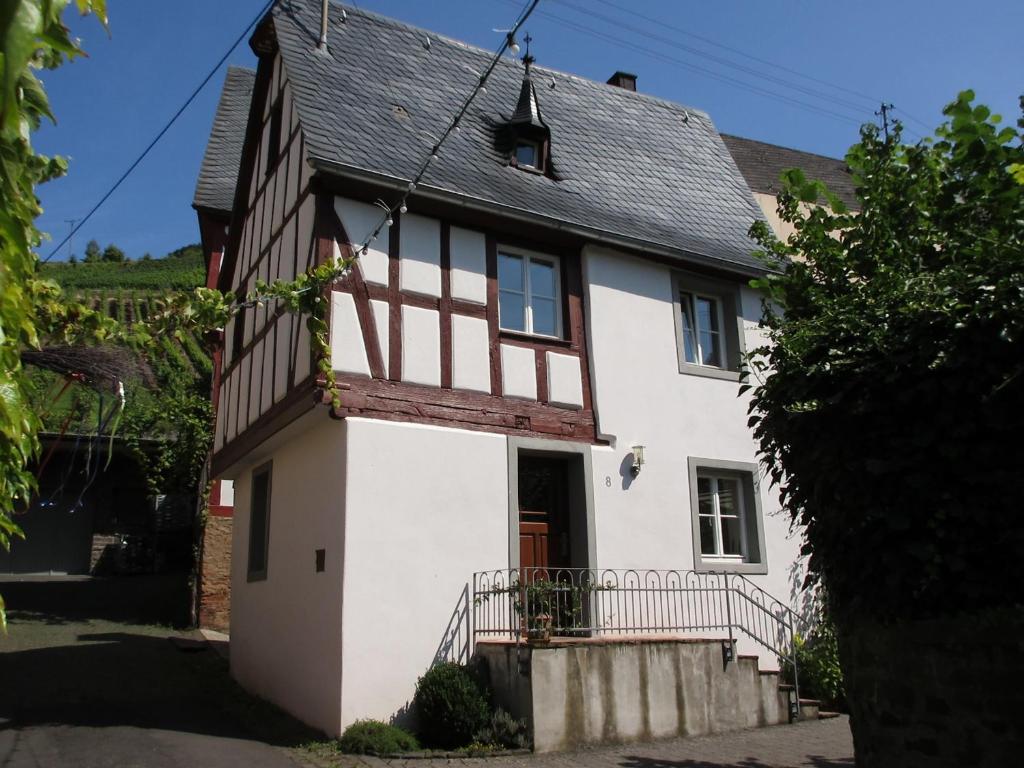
[306,716,854,768]
[1,576,312,768]
[1,576,854,768]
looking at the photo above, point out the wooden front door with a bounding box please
[518,456,571,572]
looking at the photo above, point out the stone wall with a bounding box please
[840,609,1024,768]
[476,637,796,753]
[198,515,232,630]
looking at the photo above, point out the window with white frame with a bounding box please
[673,273,745,379]
[696,474,746,559]
[679,292,724,368]
[688,458,766,574]
[498,249,561,337]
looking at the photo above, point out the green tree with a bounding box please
[101,242,125,262]
[0,0,108,629]
[747,92,1023,765]
[83,238,101,262]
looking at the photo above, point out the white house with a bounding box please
[199,0,818,741]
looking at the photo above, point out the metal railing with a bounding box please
[472,568,808,719]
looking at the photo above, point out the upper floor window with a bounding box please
[673,272,745,381]
[498,249,561,337]
[679,292,724,367]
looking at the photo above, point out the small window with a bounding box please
[498,249,561,337]
[248,461,272,581]
[688,458,766,574]
[515,139,540,169]
[680,292,724,367]
[673,273,745,381]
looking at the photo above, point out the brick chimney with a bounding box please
[606,71,637,91]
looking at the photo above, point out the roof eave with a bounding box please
[307,155,770,279]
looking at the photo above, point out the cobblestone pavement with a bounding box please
[306,716,854,768]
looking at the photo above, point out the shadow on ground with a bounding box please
[618,755,854,768]
[0,577,323,762]
[1,573,192,627]
[0,625,321,748]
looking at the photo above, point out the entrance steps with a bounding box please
[476,636,818,753]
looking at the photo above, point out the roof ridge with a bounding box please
[283,0,713,121]
[721,133,848,165]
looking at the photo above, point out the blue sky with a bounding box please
[36,0,1022,262]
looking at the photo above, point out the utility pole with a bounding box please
[64,218,80,261]
[875,103,895,140]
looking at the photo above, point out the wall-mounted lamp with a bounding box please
[631,445,646,476]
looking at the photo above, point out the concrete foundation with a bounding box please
[476,637,797,753]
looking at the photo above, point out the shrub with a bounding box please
[783,615,846,711]
[473,708,530,750]
[413,662,490,749]
[337,720,419,755]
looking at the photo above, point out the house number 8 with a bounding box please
[605,476,612,487]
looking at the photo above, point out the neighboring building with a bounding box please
[199,0,817,740]
[721,133,860,241]
[192,66,255,630]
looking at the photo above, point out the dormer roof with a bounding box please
[509,60,546,130]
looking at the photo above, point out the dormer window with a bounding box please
[503,52,551,176]
[515,139,541,170]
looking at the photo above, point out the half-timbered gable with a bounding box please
[213,32,319,476]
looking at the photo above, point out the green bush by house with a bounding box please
[337,720,419,755]
[413,662,490,749]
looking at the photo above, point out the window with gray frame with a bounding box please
[672,272,745,380]
[247,461,272,581]
[687,457,767,575]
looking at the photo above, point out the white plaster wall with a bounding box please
[401,305,441,386]
[546,352,584,409]
[339,419,508,728]
[582,245,803,660]
[370,299,390,378]
[334,197,389,286]
[230,416,345,735]
[399,213,441,297]
[329,291,371,377]
[449,226,487,304]
[451,314,490,393]
[500,344,537,400]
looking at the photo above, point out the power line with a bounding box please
[43,0,277,263]
[555,0,872,116]
[492,0,868,128]
[577,0,935,137]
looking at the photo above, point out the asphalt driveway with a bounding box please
[0,576,317,768]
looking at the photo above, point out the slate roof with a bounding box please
[270,0,768,274]
[721,134,859,211]
[193,66,256,214]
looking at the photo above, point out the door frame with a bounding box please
[506,437,597,572]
